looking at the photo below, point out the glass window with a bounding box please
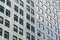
[46,28,49,34]
[6,0,11,7]
[36,13,40,19]
[0,16,3,24]
[5,19,10,28]
[40,8,43,14]
[31,35,35,40]
[26,0,30,4]
[6,9,10,17]
[39,1,43,7]
[26,23,30,30]
[31,1,34,7]
[14,14,18,22]
[37,30,41,36]
[19,18,23,25]
[13,35,17,40]
[0,5,4,13]
[20,0,24,7]
[19,28,23,35]
[0,28,3,36]
[49,30,53,36]
[31,8,34,15]
[40,24,44,30]
[20,9,23,16]
[26,14,30,21]
[36,21,40,28]
[19,38,22,40]
[31,17,35,23]
[26,32,30,40]
[48,15,51,20]
[31,25,35,33]
[0,0,5,3]
[54,34,57,39]
[14,0,18,3]
[4,31,9,39]
[26,5,30,12]
[41,33,45,39]
[40,16,44,22]
[13,24,18,32]
[14,5,18,12]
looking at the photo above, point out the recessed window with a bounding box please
[26,5,30,12]
[20,9,23,16]
[14,0,18,3]
[6,9,10,17]
[31,25,35,33]
[37,30,41,37]
[41,33,45,39]
[19,18,23,25]
[26,14,30,21]
[14,14,18,22]
[19,38,22,40]
[31,35,35,40]
[0,5,4,13]
[0,28,3,36]
[31,8,34,15]
[5,19,10,28]
[0,16,4,24]
[14,5,18,12]
[4,31,9,39]
[0,0,5,3]
[26,32,30,40]
[40,24,44,30]
[6,0,11,7]
[26,0,30,4]
[13,24,18,32]
[31,17,35,23]
[13,35,17,40]
[19,28,23,35]
[31,1,34,7]
[26,23,30,30]
[20,0,24,7]
[46,28,49,34]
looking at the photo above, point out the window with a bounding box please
[31,8,34,15]
[26,23,30,30]
[26,32,30,40]
[6,0,11,7]
[13,24,18,32]
[31,1,34,7]
[26,14,30,21]
[4,31,9,39]
[37,30,41,36]
[31,25,35,33]
[19,38,22,40]
[40,16,44,22]
[54,34,57,39]
[39,1,43,7]
[20,9,23,16]
[19,18,23,25]
[6,9,10,17]
[14,14,18,22]
[19,28,23,35]
[14,5,18,12]
[41,33,45,39]
[46,28,49,34]
[0,5,4,13]
[0,0,5,3]
[31,17,35,23]
[13,35,17,40]
[40,24,44,30]
[5,19,10,28]
[49,30,53,36]
[0,28,3,36]
[36,13,40,19]
[26,0,30,4]
[36,21,40,28]
[0,16,3,24]
[20,0,24,7]
[47,15,51,21]
[31,35,35,40]
[40,8,43,14]
[44,5,47,10]
[14,0,18,3]
[26,5,30,12]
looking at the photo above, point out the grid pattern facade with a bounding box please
[0,0,60,40]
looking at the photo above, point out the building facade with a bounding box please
[0,0,60,40]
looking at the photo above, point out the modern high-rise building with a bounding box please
[0,0,60,40]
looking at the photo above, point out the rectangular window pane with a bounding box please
[5,19,10,28]
[14,5,18,12]
[19,28,23,35]
[0,16,3,24]
[26,23,30,30]
[4,31,9,39]
[19,18,23,25]
[0,5,4,13]
[14,14,18,22]
[6,9,10,17]
[0,28,3,36]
